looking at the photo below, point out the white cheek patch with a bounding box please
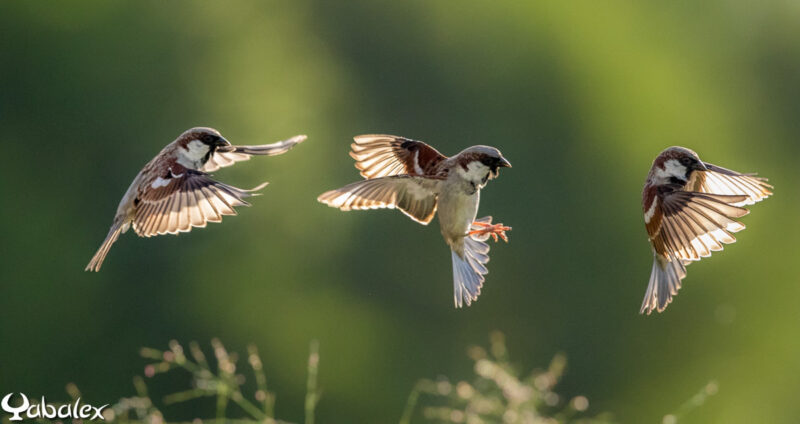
[655,159,687,182]
[177,139,211,169]
[183,140,210,160]
[457,161,490,183]
[664,159,687,177]
[655,159,686,184]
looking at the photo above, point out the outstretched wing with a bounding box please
[696,162,773,206]
[133,170,266,237]
[317,175,442,224]
[647,191,749,263]
[202,135,307,172]
[350,134,447,179]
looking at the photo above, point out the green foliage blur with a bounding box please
[1,1,798,423]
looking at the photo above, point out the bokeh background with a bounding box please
[1,1,799,422]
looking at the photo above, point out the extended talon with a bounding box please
[468,222,512,242]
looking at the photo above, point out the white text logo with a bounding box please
[1,393,108,421]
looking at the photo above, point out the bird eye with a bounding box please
[481,157,494,166]
[201,134,216,144]
[680,157,693,166]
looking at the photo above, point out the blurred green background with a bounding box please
[1,1,799,422]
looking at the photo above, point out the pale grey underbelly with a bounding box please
[438,187,480,247]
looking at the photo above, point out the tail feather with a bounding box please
[640,253,687,314]
[452,236,491,308]
[85,221,125,272]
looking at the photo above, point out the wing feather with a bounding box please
[159,193,176,235]
[699,163,773,206]
[654,191,749,263]
[350,134,447,179]
[205,186,236,216]
[178,191,192,232]
[185,189,203,227]
[202,135,307,172]
[317,175,442,224]
[132,170,262,237]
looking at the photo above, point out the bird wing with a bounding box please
[132,169,267,237]
[696,162,773,206]
[647,190,749,264]
[202,135,307,172]
[317,175,442,224]
[349,134,447,179]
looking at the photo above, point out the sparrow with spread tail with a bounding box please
[318,135,512,307]
[641,147,772,314]
[85,127,307,272]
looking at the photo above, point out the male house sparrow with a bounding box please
[85,127,306,272]
[318,135,512,307]
[641,146,772,314]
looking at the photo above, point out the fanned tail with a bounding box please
[640,253,687,314]
[452,220,492,308]
[85,220,125,272]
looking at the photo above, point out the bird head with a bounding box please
[173,127,231,169]
[179,127,230,149]
[457,145,512,184]
[650,146,707,186]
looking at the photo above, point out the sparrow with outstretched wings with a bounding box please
[85,127,306,271]
[318,135,512,307]
[640,146,772,314]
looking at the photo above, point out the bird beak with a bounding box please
[499,157,512,168]
[694,161,708,172]
[214,137,233,151]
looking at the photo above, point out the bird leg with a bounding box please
[468,221,511,243]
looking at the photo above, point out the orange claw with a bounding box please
[468,221,512,243]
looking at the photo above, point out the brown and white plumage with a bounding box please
[131,170,266,237]
[349,134,447,178]
[318,134,511,307]
[85,127,306,272]
[640,146,772,314]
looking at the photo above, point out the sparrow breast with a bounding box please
[438,171,481,249]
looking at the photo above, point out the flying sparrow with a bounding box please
[641,146,772,314]
[85,127,307,272]
[317,135,512,307]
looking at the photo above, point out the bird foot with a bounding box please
[468,221,511,243]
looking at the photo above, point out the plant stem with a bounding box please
[305,340,320,424]
[216,388,228,421]
[232,391,268,421]
[399,382,424,424]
